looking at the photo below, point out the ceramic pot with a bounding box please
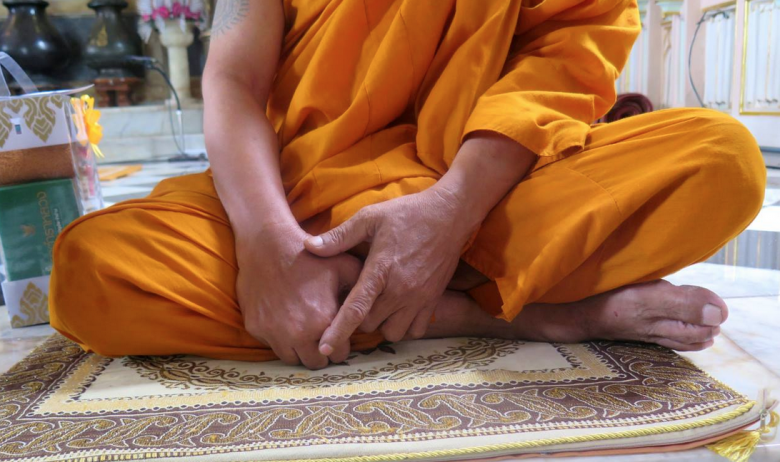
[0,0,70,78]
[84,0,143,78]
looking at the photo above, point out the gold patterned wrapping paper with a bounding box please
[0,335,760,462]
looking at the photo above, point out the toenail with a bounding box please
[702,304,722,327]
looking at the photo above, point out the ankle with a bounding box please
[517,302,594,343]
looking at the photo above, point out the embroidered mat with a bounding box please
[0,335,760,462]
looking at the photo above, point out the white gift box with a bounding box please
[2,276,50,328]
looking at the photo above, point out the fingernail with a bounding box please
[702,304,723,326]
[319,343,333,356]
[308,236,323,247]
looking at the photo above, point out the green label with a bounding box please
[0,179,81,281]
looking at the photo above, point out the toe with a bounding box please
[659,284,728,326]
[654,338,715,351]
[649,319,718,345]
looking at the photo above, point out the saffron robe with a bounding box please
[49,0,765,360]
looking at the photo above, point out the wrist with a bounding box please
[234,219,306,258]
[435,131,536,224]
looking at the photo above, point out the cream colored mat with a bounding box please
[0,335,759,461]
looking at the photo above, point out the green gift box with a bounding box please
[0,179,81,282]
[0,179,80,328]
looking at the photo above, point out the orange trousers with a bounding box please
[50,108,766,361]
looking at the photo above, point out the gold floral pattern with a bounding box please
[122,338,525,390]
[10,283,49,328]
[0,95,67,147]
[0,336,752,462]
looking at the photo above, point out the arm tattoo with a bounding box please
[212,0,251,38]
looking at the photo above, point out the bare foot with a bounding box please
[425,280,726,351]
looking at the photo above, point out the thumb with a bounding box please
[305,210,374,257]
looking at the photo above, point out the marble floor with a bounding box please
[0,162,779,461]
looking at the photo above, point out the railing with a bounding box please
[703,7,737,111]
[661,14,687,108]
[741,0,780,114]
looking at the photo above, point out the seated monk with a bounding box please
[49,0,766,370]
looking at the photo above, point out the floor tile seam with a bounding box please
[718,332,780,381]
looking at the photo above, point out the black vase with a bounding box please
[84,0,142,78]
[0,0,71,79]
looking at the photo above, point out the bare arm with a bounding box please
[203,0,360,370]
[203,0,297,240]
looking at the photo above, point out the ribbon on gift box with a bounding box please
[0,52,38,97]
[70,95,105,159]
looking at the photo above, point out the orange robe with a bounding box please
[49,0,765,361]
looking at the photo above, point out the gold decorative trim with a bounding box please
[58,403,759,462]
[702,0,737,12]
[291,403,757,462]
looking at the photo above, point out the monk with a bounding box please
[49,0,766,370]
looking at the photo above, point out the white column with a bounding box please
[617,0,650,94]
[158,19,195,103]
[656,0,686,107]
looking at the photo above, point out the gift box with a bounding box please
[0,52,105,327]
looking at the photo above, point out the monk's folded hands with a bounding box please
[237,225,362,369]
[304,133,536,358]
[306,185,477,353]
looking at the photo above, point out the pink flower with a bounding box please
[156,6,171,19]
[171,2,184,16]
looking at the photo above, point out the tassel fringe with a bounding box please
[706,410,778,462]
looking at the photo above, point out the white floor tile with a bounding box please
[666,263,780,298]
[720,296,780,376]
[101,175,165,187]
[764,189,780,207]
[748,206,780,232]
[0,306,54,374]
[101,185,156,197]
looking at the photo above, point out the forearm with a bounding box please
[204,74,302,243]
[435,131,536,228]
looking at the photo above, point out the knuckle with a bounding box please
[344,303,369,325]
[356,207,374,222]
[360,317,380,333]
[327,226,346,245]
[287,325,310,342]
[357,207,380,235]
[371,260,392,281]
[303,358,328,371]
[381,325,404,343]
[408,326,426,340]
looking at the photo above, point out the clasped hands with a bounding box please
[237,184,479,370]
